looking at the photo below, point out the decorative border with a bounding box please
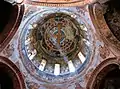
[24,0,89,7]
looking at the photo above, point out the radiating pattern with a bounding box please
[20,10,93,82]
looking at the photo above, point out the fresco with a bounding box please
[0,0,119,89]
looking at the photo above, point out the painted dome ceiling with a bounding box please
[1,0,120,89]
[19,8,94,83]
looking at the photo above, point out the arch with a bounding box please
[0,0,24,52]
[88,2,120,55]
[86,58,120,89]
[104,0,120,41]
[0,56,25,89]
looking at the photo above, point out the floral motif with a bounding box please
[3,44,14,57]
[75,83,83,89]
[99,46,110,59]
[27,82,40,89]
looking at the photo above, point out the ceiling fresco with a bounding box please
[19,8,94,83]
[1,0,120,89]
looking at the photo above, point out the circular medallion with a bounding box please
[19,11,93,82]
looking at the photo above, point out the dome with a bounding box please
[19,9,93,83]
